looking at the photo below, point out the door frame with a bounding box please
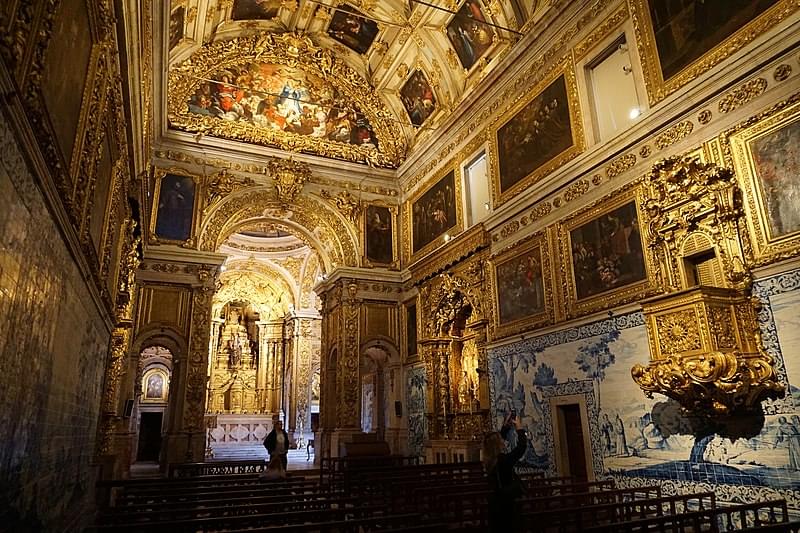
[549,394,595,481]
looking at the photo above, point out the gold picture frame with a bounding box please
[362,202,399,269]
[405,161,464,263]
[149,167,201,247]
[402,297,419,363]
[629,0,799,105]
[721,93,800,266]
[490,231,554,340]
[489,56,585,207]
[556,183,657,319]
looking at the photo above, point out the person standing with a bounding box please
[264,419,290,471]
[483,415,528,532]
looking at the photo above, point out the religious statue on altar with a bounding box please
[218,308,253,369]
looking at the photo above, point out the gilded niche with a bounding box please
[631,156,783,414]
[167,32,405,167]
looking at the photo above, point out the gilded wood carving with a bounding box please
[722,93,800,267]
[489,231,554,339]
[628,0,800,104]
[167,32,405,167]
[556,183,657,319]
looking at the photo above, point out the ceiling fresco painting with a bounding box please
[163,0,547,166]
[446,0,495,70]
[400,69,436,128]
[168,33,406,167]
[231,0,281,20]
[186,62,380,148]
[327,4,380,54]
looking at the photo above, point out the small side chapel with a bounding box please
[3,0,800,529]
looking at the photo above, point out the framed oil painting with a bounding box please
[408,164,463,260]
[400,70,437,128]
[490,60,584,206]
[364,203,397,267]
[231,0,280,20]
[724,95,800,266]
[629,0,798,104]
[40,0,94,173]
[557,185,655,318]
[405,303,418,361]
[151,169,199,244]
[143,369,169,402]
[169,5,185,50]
[446,0,494,70]
[490,232,553,339]
[327,4,379,54]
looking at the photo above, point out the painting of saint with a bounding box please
[645,0,780,81]
[496,74,573,194]
[186,62,379,148]
[400,70,437,128]
[495,245,545,325]
[570,200,646,300]
[155,173,196,242]
[365,205,393,264]
[412,170,457,254]
[407,304,418,358]
[446,0,494,70]
[169,5,185,50]
[145,374,164,400]
[750,118,800,239]
[327,5,379,54]
[231,0,280,20]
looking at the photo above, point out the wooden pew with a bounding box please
[581,500,794,533]
[522,491,716,531]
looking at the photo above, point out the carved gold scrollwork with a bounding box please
[631,156,784,414]
[267,157,311,206]
[320,189,362,225]
[205,168,255,211]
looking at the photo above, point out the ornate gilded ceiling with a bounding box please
[165,0,548,168]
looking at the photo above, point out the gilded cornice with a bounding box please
[408,224,490,285]
[167,32,406,167]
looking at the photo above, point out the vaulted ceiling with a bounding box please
[164,0,548,168]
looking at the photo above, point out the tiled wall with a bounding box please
[0,114,110,530]
[489,267,800,510]
[406,365,427,458]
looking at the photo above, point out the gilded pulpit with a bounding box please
[631,156,783,414]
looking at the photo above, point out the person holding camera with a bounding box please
[482,411,528,532]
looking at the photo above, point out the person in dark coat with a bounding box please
[264,419,290,471]
[483,414,528,532]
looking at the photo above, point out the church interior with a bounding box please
[3,0,800,530]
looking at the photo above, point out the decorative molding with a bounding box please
[718,78,769,114]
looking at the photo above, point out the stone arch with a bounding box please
[198,187,360,271]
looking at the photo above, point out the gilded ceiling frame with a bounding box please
[167,32,406,167]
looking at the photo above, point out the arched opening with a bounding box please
[204,223,323,466]
[134,345,174,465]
